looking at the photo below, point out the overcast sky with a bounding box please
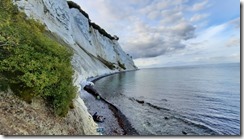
[71,0,240,68]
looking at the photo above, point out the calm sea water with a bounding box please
[94,63,240,135]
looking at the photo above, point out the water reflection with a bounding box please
[94,72,136,99]
[94,63,240,135]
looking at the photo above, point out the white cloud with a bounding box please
[191,0,209,11]
[124,20,196,58]
[134,57,160,68]
[190,13,209,22]
[160,10,184,25]
[229,18,240,29]
[225,37,240,47]
[71,0,211,60]
[70,0,240,68]
[147,10,161,20]
[135,17,240,68]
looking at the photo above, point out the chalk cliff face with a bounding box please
[12,0,137,135]
[14,0,136,87]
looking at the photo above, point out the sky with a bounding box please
[70,0,240,68]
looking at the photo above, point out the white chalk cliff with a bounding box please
[13,0,137,135]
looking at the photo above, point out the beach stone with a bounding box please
[182,131,187,135]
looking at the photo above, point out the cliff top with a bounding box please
[67,1,119,41]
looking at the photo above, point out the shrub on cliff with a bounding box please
[66,1,120,41]
[67,1,89,19]
[0,0,76,116]
[89,22,115,40]
[118,61,126,70]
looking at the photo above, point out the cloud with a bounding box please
[134,57,160,68]
[72,0,200,59]
[225,37,240,47]
[185,17,240,51]
[191,54,240,64]
[147,10,161,20]
[124,21,196,58]
[191,0,209,11]
[190,13,209,23]
[229,18,240,29]
[223,18,240,48]
[121,2,197,58]
[71,0,239,68]
[135,17,240,68]
[160,10,184,25]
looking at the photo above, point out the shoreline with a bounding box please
[82,70,139,135]
[87,69,139,82]
[84,85,138,135]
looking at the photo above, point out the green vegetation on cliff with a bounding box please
[67,1,89,20]
[0,0,76,116]
[118,61,126,70]
[67,1,119,41]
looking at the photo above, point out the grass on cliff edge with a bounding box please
[0,0,77,117]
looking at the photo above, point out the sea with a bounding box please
[94,63,240,135]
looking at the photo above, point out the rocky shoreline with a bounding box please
[81,71,139,135]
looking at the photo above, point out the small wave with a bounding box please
[145,102,170,111]
[161,99,168,102]
[199,113,240,126]
[123,95,170,111]
[173,115,221,135]
[194,94,223,103]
